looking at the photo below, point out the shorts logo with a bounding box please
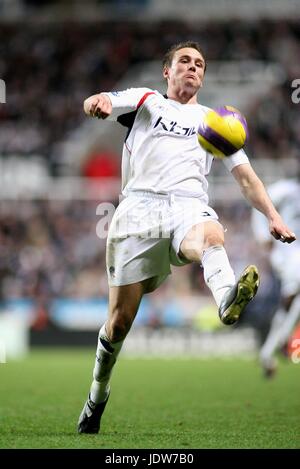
[109,266,115,277]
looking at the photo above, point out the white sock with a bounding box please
[260,308,285,366]
[90,323,124,404]
[202,245,236,307]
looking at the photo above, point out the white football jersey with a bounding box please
[105,87,249,203]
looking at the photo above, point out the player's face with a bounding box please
[164,48,205,95]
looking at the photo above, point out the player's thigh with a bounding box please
[180,220,224,263]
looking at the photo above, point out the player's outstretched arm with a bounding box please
[83,93,112,119]
[232,163,296,244]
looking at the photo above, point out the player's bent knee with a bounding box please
[107,313,133,342]
[203,231,224,251]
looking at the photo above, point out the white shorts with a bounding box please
[106,191,220,293]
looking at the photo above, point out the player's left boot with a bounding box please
[219,265,260,325]
[78,392,110,434]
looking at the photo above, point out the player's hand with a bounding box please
[83,94,112,119]
[269,216,296,244]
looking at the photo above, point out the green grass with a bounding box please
[0,349,299,449]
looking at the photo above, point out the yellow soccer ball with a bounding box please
[198,105,248,158]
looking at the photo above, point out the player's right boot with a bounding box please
[78,392,110,434]
[219,265,260,325]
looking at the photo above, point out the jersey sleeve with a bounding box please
[103,88,155,121]
[221,148,250,172]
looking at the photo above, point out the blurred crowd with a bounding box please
[0,197,275,324]
[0,199,107,302]
[0,19,300,174]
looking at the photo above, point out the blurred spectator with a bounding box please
[82,149,120,178]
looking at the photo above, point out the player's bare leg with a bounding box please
[180,221,259,325]
[78,280,151,434]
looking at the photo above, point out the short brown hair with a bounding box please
[163,41,206,71]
